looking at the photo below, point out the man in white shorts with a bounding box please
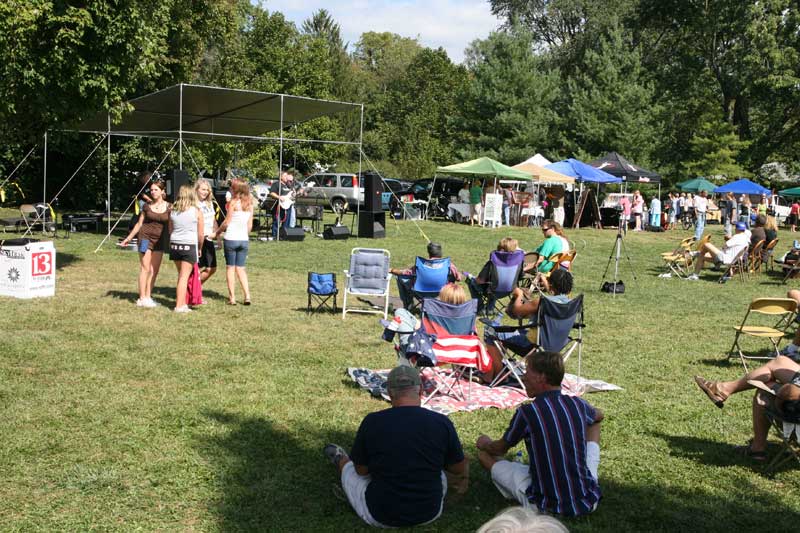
[687,221,751,280]
[323,366,468,527]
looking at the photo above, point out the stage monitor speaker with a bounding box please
[323,224,350,240]
[358,211,386,239]
[166,169,191,201]
[363,173,383,212]
[279,227,306,241]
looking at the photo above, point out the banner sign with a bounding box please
[483,193,503,227]
[0,241,56,299]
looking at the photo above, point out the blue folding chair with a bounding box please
[410,256,451,310]
[307,272,338,314]
[468,250,524,316]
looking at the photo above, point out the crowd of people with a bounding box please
[121,171,255,311]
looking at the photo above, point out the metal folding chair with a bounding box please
[342,248,392,320]
[728,298,797,370]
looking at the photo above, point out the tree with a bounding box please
[683,108,750,179]
[457,26,561,164]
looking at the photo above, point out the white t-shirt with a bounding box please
[694,196,708,213]
[720,231,751,264]
[457,188,470,203]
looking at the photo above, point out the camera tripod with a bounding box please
[600,224,637,297]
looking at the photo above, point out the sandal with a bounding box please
[227,301,237,306]
[243,300,251,306]
[734,443,768,462]
[694,376,727,408]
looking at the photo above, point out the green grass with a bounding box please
[2,212,800,531]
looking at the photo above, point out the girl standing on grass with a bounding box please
[169,185,204,313]
[121,177,170,308]
[195,179,218,284]
[212,180,253,305]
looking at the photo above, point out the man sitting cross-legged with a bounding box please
[323,366,469,528]
[694,357,800,461]
[686,221,751,281]
[475,351,603,517]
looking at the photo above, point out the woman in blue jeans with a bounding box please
[212,180,253,305]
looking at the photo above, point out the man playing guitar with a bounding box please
[268,170,300,238]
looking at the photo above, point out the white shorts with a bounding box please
[490,442,600,508]
[340,462,448,528]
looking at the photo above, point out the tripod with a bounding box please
[600,225,637,297]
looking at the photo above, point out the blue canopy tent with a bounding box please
[713,179,771,196]
[546,159,621,228]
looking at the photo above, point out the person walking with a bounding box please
[693,190,708,240]
[213,180,253,305]
[120,176,170,308]
[169,185,204,313]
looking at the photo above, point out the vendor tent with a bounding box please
[518,153,553,167]
[679,177,717,193]
[780,186,800,197]
[512,161,574,184]
[588,152,660,183]
[546,159,622,183]
[436,157,534,180]
[713,179,771,196]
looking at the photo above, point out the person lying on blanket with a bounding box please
[480,269,573,384]
[323,365,469,527]
[476,350,603,517]
[694,357,800,462]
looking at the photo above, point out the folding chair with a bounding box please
[409,256,451,310]
[719,246,749,283]
[482,294,585,389]
[748,239,766,275]
[764,397,800,476]
[307,272,338,314]
[727,298,797,370]
[418,298,492,405]
[660,236,695,278]
[468,250,525,316]
[763,239,779,272]
[342,248,392,320]
[20,203,57,236]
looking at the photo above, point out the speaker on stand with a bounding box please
[166,169,191,202]
[358,173,386,239]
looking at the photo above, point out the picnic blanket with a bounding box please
[347,367,621,416]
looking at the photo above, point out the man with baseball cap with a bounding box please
[323,366,468,527]
[687,221,751,281]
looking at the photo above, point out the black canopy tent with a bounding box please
[588,151,661,196]
[26,83,363,244]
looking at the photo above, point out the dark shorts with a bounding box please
[223,240,249,267]
[169,243,197,263]
[199,239,217,269]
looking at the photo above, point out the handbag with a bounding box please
[187,263,203,306]
[601,280,625,294]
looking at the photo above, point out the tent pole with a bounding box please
[357,103,363,230]
[179,83,183,170]
[277,94,284,242]
[43,131,47,207]
[107,113,111,234]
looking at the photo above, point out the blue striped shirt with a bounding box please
[503,390,601,516]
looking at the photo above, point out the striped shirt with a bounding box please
[503,390,601,516]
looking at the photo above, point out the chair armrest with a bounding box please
[343,269,352,278]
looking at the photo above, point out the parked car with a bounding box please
[380,178,411,210]
[391,177,468,219]
[298,173,364,211]
[770,195,791,224]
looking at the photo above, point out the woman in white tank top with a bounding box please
[195,179,219,284]
[169,185,204,313]
[212,180,253,305]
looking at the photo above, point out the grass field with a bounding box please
[2,212,800,531]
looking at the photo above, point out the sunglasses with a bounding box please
[541,227,551,232]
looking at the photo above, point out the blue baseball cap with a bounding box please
[735,221,747,231]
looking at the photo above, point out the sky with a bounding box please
[260,0,504,63]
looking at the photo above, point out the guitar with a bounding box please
[279,190,296,210]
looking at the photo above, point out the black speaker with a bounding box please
[279,227,306,241]
[363,173,383,212]
[358,211,385,238]
[323,224,350,240]
[166,169,191,201]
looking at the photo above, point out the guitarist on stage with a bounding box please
[268,171,295,238]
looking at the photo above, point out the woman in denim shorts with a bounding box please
[212,180,253,305]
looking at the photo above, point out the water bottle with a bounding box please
[513,451,524,463]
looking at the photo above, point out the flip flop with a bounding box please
[694,376,726,408]
[227,301,237,306]
[734,444,768,462]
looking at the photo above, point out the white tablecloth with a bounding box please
[521,206,545,218]
[447,203,471,221]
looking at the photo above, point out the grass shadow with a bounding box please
[56,252,81,270]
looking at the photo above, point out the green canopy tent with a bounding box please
[435,157,534,224]
[780,186,800,197]
[679,177,716,193]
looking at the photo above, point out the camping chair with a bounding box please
[469,250,525,316]
[727,298,797,371]
[410,256,452,310]
[342,248,392,320]
[20,203,57,236]
[482,294,585,389]
[307,272,338,314]
[660,236,695,278]
[763,239,779,272]
[763,395,800,476]
[418,298,491,405]
[748,239,766,275]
